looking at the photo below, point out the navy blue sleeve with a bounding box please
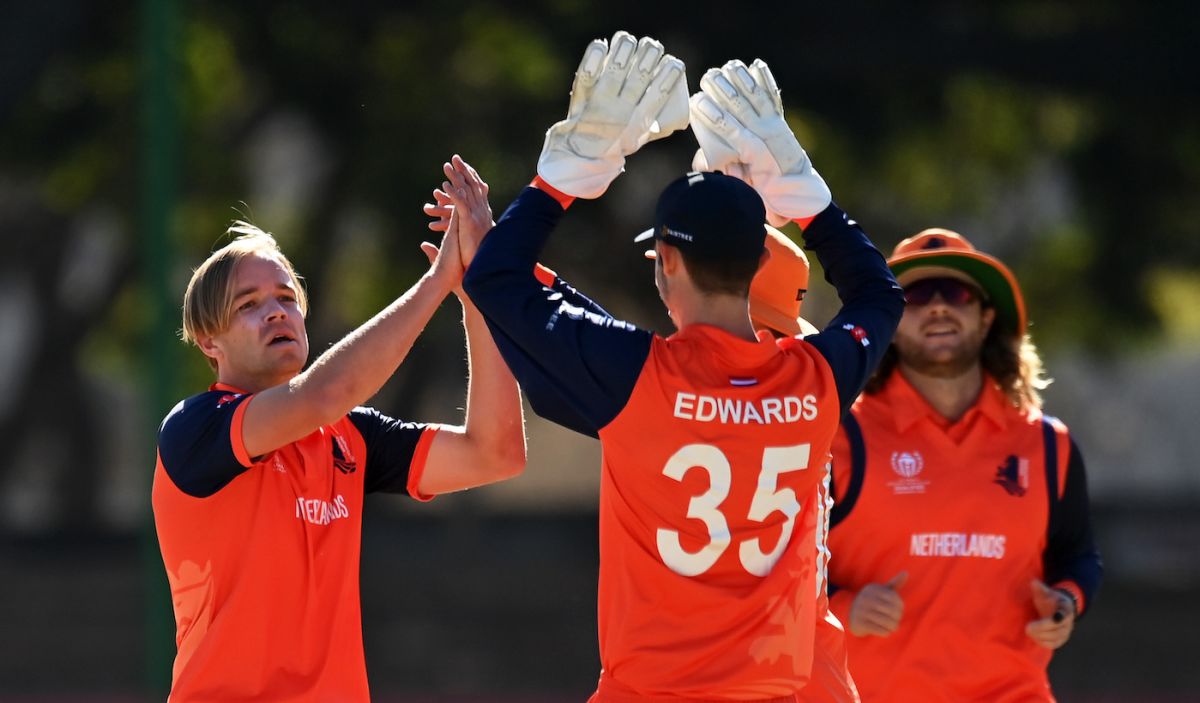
[801,204,905,418]
[482,273,614,438]
[463,186,654,435]
[349,407,431,495]
[157,391,254,498]
[1043,437,1103,616]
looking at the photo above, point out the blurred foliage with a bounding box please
[1,0,1198,420]
[1148,269,1200,345]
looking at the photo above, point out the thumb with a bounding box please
[419,241,439,265]
[1030,579,1058,617]
[885,571,908,590]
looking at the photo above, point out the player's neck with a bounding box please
[673,292,758,342]
[216,368,293,395]
[898,362,985,423]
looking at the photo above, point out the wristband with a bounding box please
[1053,587,1079,620]
[531,175,577,210]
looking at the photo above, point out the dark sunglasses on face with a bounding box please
[903,277,986,306]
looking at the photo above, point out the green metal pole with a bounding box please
[140,0,179,695]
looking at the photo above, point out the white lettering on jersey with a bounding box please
[672,392,819,424]
[295,494,351,526]
[909,532,1007,560]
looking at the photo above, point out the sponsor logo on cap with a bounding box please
[662,225,694,242]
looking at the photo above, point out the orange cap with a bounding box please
[888,228,1026,336]
[749,226,821,337]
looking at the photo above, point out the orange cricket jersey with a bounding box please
[827,373,1072,703]
[592,325,841,702]
[152,383,435,702]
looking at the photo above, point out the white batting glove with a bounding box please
[690,59,830,223]
[537,31,688,199]
[690,140,750,182]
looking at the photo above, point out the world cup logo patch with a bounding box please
[891,451,924,478]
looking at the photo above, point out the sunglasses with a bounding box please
[903,277,985,307]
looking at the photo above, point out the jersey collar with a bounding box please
[670,324,782,369]
[884,371,1010,433]
[210,382,250,395]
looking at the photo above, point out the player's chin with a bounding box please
[268,347,308,375]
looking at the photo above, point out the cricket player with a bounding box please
[825,229,1103,701]
[152,199,525,701]
[455,32,904,702]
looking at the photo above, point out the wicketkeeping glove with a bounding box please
[690,59,830,224]
[537,31,689,199]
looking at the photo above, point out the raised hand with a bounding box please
[423,155,494,271]
[537,31,688,199]
[689,59,830,225]
[419,196,465,296]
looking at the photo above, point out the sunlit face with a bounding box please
[199,253,309,391]
[893,279,995,378]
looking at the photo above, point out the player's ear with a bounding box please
[195,334,223,364]
[657,242,681,276]
[980,305,997,333]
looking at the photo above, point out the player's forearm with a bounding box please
[464,184,651,433]
[464,186,562,308]
[802,204,905,415]
[242,269,455,458]
[804,203,905,329]
[459,299,526,474]
[294,269,455,424]
[1043,441,1103,614]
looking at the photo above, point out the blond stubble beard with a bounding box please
[893,326,987,379]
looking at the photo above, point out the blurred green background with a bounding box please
[1,1,1198,701]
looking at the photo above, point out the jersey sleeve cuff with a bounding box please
[534,263,558,288]
[531,175,576,210]
[229,395,257,468]
[1053,580,1086,616]
[405,426,441,502]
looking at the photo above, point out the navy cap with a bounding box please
[634,171,767,263]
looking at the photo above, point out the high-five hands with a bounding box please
[419,203,465,297]
[689,59,831,226]
[537,31,688,199]
[422,155,494,297]
[423,155,494,269]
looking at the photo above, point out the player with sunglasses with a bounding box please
[823,228,1103,701]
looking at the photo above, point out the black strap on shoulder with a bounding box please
[830,413,866,527]
[1042,416,1059,506]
